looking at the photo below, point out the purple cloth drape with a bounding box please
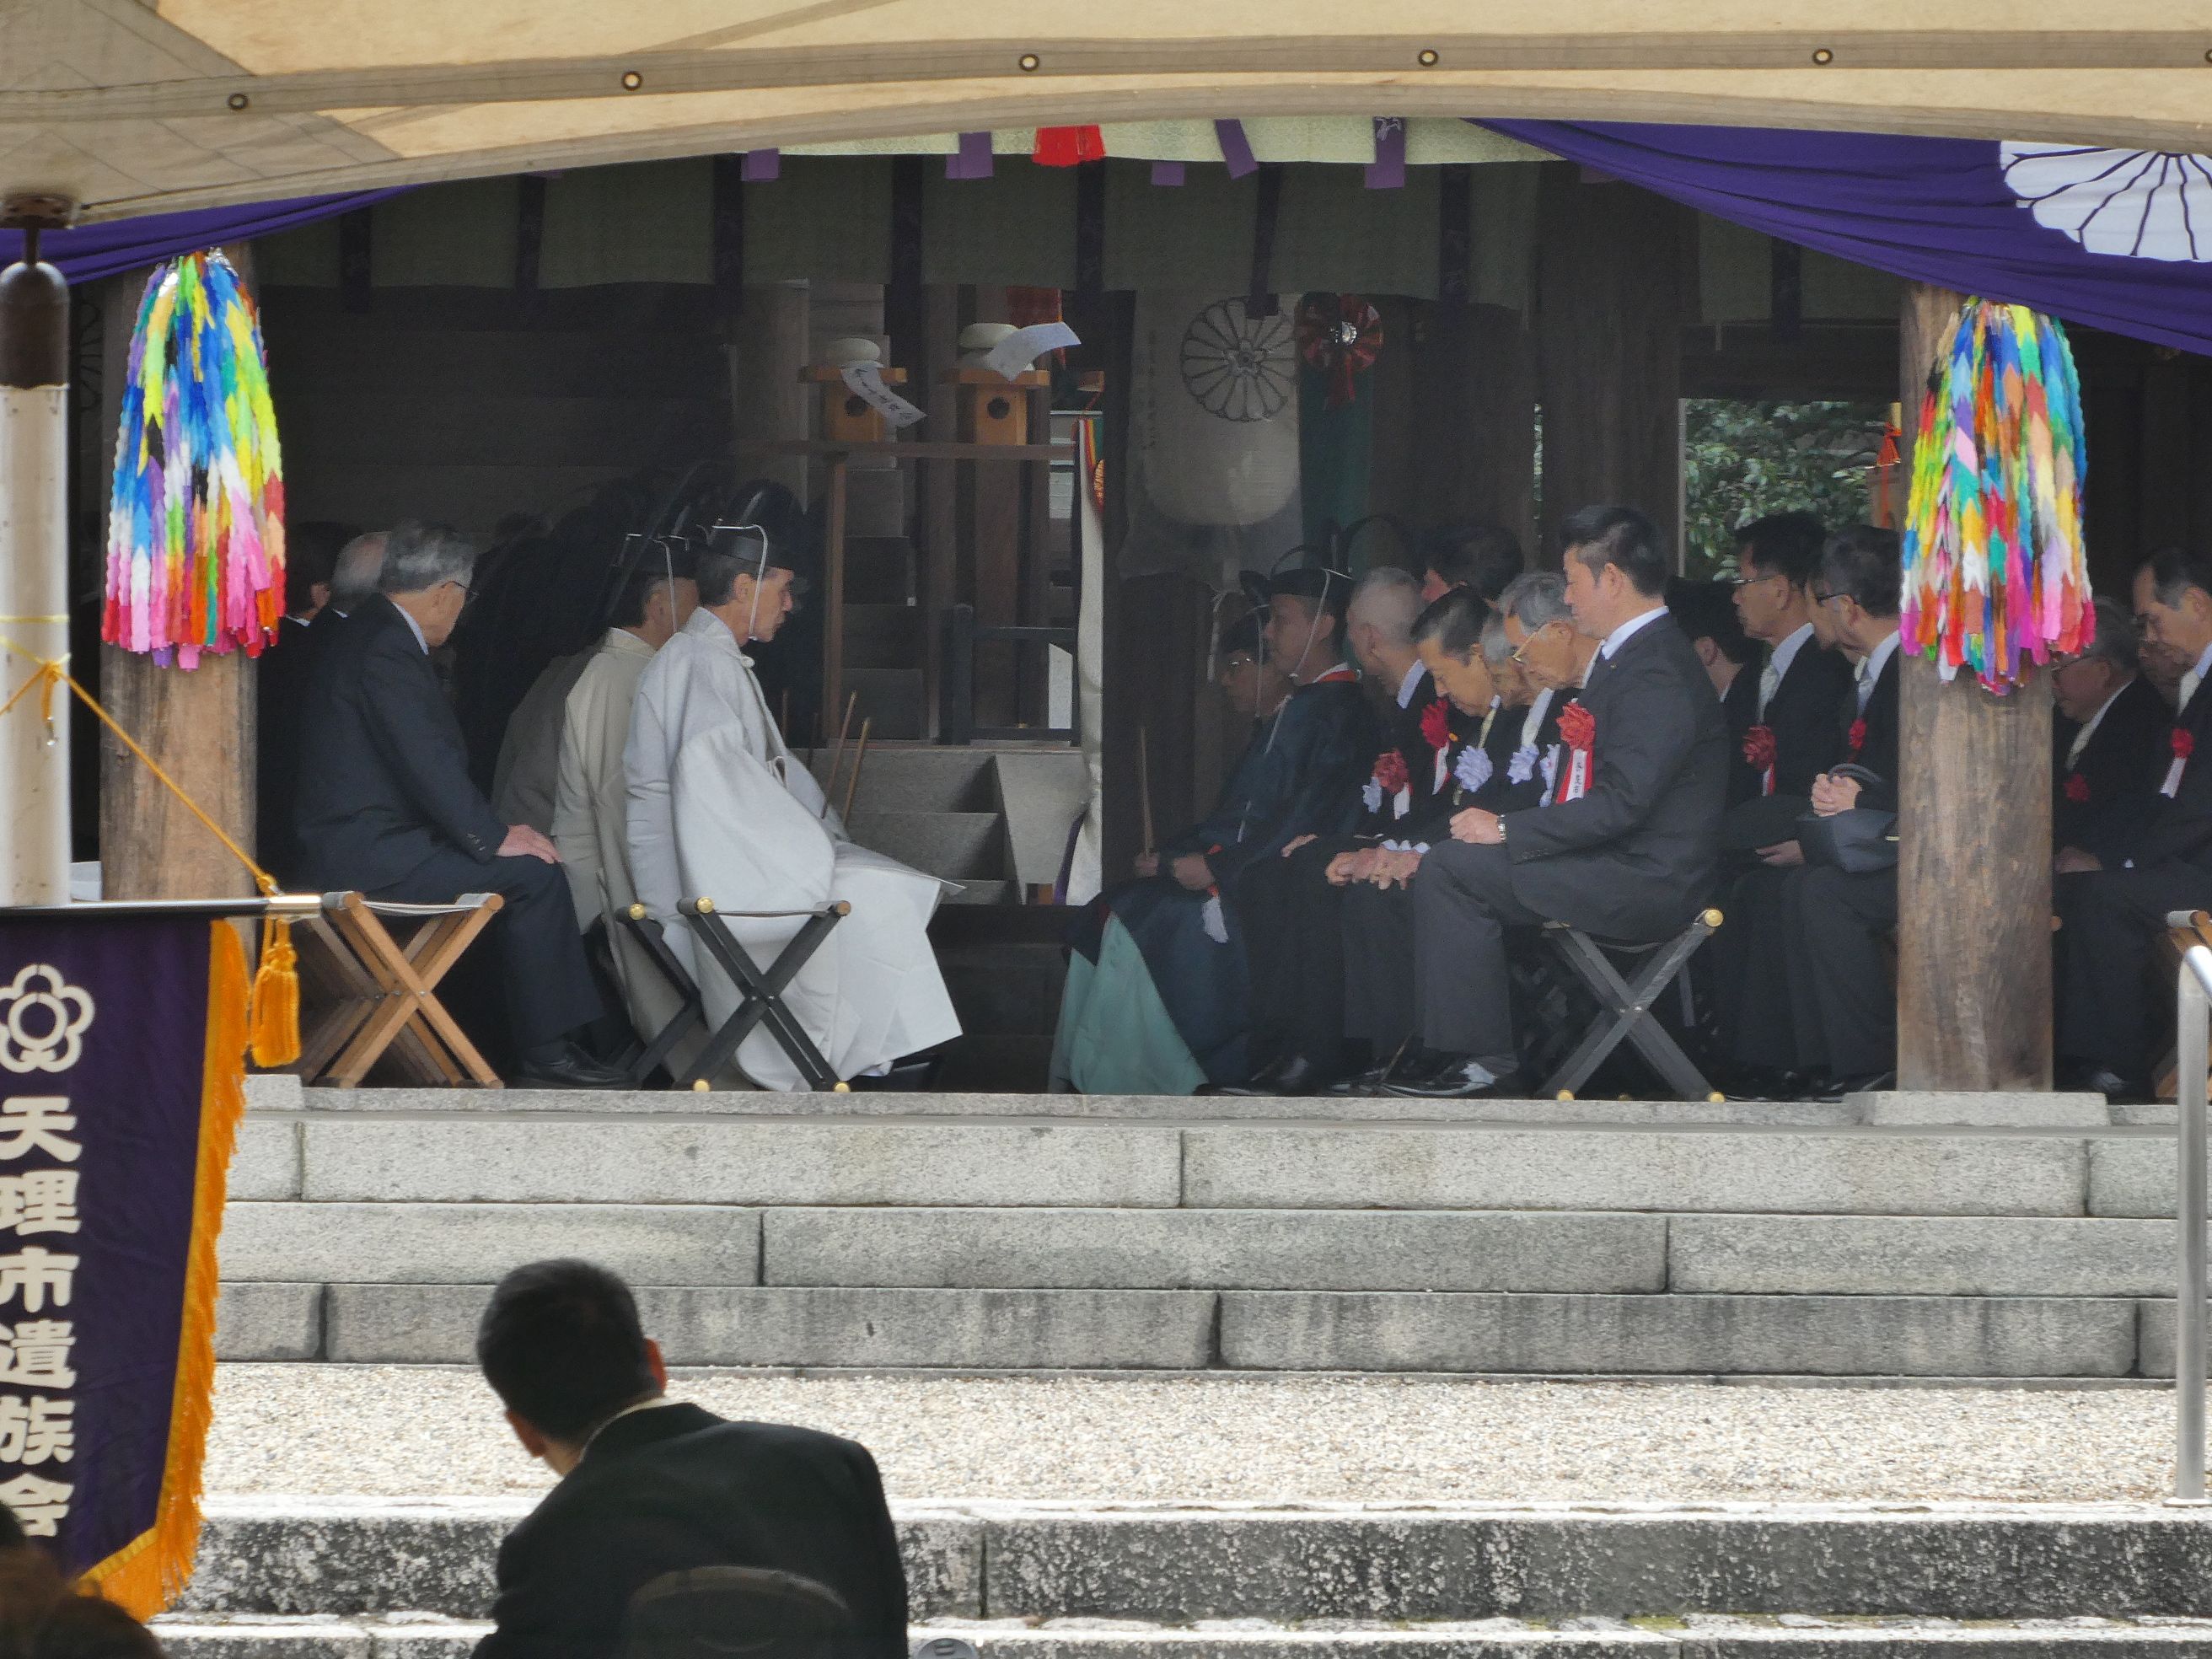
[1484,119,2212,357]
[0,190,407,286]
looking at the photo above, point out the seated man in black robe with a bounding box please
[1051,572,1376,1093]
[1222,566,1444,1094]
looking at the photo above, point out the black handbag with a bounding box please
[1796,764,1898,874]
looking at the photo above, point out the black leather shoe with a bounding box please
[513,1042,632,1090]
[1208,1054,1332,1097]
[1384,1055,1529,1099]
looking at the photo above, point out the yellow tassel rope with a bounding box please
[78,921,249,1617]
[0,644,301,1066]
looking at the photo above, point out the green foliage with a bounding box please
[1682,400,1887,579]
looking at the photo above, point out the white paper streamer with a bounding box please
[984,321,1081,380]
[839,363,926,429]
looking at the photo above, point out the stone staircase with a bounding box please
[151,1497,2212,1656]
[217,1080,2201,1381]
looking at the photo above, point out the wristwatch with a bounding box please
[1495,818,1508,844]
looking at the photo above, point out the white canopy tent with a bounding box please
[2,2,2209,218]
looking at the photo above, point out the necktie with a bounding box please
[2066,719,2096,769]
[2184,669,2203,712]
[1758,653,1781,717]
[1856,662,1876,713]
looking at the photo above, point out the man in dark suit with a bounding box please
[1337,583,1577,1093]
[2052,595,2168,867]
[294,521,623,1089]
[1729,512,1855,812]
[1767,524,1906,1093]
[2055,546,2212,1096]
[1387,505,1729,1098]
[255,519,350,889]
[475,1259,907,1659]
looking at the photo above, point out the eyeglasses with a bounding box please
[1733,569,1786,590]
[1812,589,1845,609]
[1509,620,1560,665]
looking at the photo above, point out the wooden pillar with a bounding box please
[964,287,1022,728]
[727,280,810,498]
[1893,282,2054,1092]
[919,285,960,739]
[97,249,255,901]
[1533,167,1692,556]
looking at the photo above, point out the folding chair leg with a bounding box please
[680,906,845,1090]
[1540,923,1719,1101]
[617,912,708,1087]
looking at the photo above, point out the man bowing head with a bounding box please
[1388,505,1728,1098]
[625,489,960,1090]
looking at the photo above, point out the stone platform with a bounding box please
[150,1499,2212,1657]
[214,1080,2204,1381]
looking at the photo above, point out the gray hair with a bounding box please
[1348,566,1422,647]
[2080,593,2140,675]
[1479,613,1515,668]
[329,531,388,611]
[1497,570,1572,632]
[378,521,479,596]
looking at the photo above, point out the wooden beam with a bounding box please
[1533,166,1691,556]
[1893,282,2053,1093]
[726,280,809,499]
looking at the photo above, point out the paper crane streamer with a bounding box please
[105,250,287,669]
[1900,298,2088,692]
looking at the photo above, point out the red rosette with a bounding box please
[1847,718,1868,757]
[1557,702,1596,753]
[1420,698,1452,751]
[1372,749,1411,794]
[1741,723,1777,771]
[2063,771,2091,804]
[2177,727,2197,760]
[1295,293,1384,409]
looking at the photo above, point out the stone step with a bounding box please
[846,811,1007,879]
[228,1116,2105,1216]
[147,1615,2212,1659]
[168,1500,2212,1624]
[209,1284,2145,1375]
[216,1205,2197,1301]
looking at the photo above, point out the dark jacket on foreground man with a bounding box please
[478,1403,910,1659]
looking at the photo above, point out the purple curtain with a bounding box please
[1483,118,2212,357]
[0,190,407,286]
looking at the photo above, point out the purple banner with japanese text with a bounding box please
[0,913,247,1616]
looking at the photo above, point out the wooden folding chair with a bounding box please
[677,898,849,1092]
[294,890,505,1088]
[2154,910,2212,1101]
[1538,908,1726,1102]
[615,904,709,1087]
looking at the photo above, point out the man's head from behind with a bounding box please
[613,545,701,651]
[328,530,389,615]
[1420,522,1524,606]
[1345,566,1422,682]
[379,521,480,649]
[1559,505,1668,640]
[478,1259,668,1475]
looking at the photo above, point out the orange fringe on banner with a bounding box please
[78,921,249,1617]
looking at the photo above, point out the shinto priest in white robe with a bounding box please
[625,607,960,1087]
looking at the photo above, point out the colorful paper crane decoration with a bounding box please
[105,250,286,669]
[1900,298,2089,693]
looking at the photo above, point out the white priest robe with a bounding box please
[551,628,690,1055]
[625,608,960,1087]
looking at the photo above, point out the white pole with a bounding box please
[0,212,72,905]
[2171,928,2212,1503]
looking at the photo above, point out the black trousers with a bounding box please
[1715,862,1806,1074]
[1342,878,1420,1054]
[2057,862,2212,1079]
[372,847,603,1050]
[1237,839,1362,1075]
[1783,863,1898,1080]
[1410,840,1544,1066]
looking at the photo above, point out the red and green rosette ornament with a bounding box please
[1295,294,1383,409]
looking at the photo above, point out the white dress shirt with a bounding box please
[395,603,427,655]
[1599,604,1669,660]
